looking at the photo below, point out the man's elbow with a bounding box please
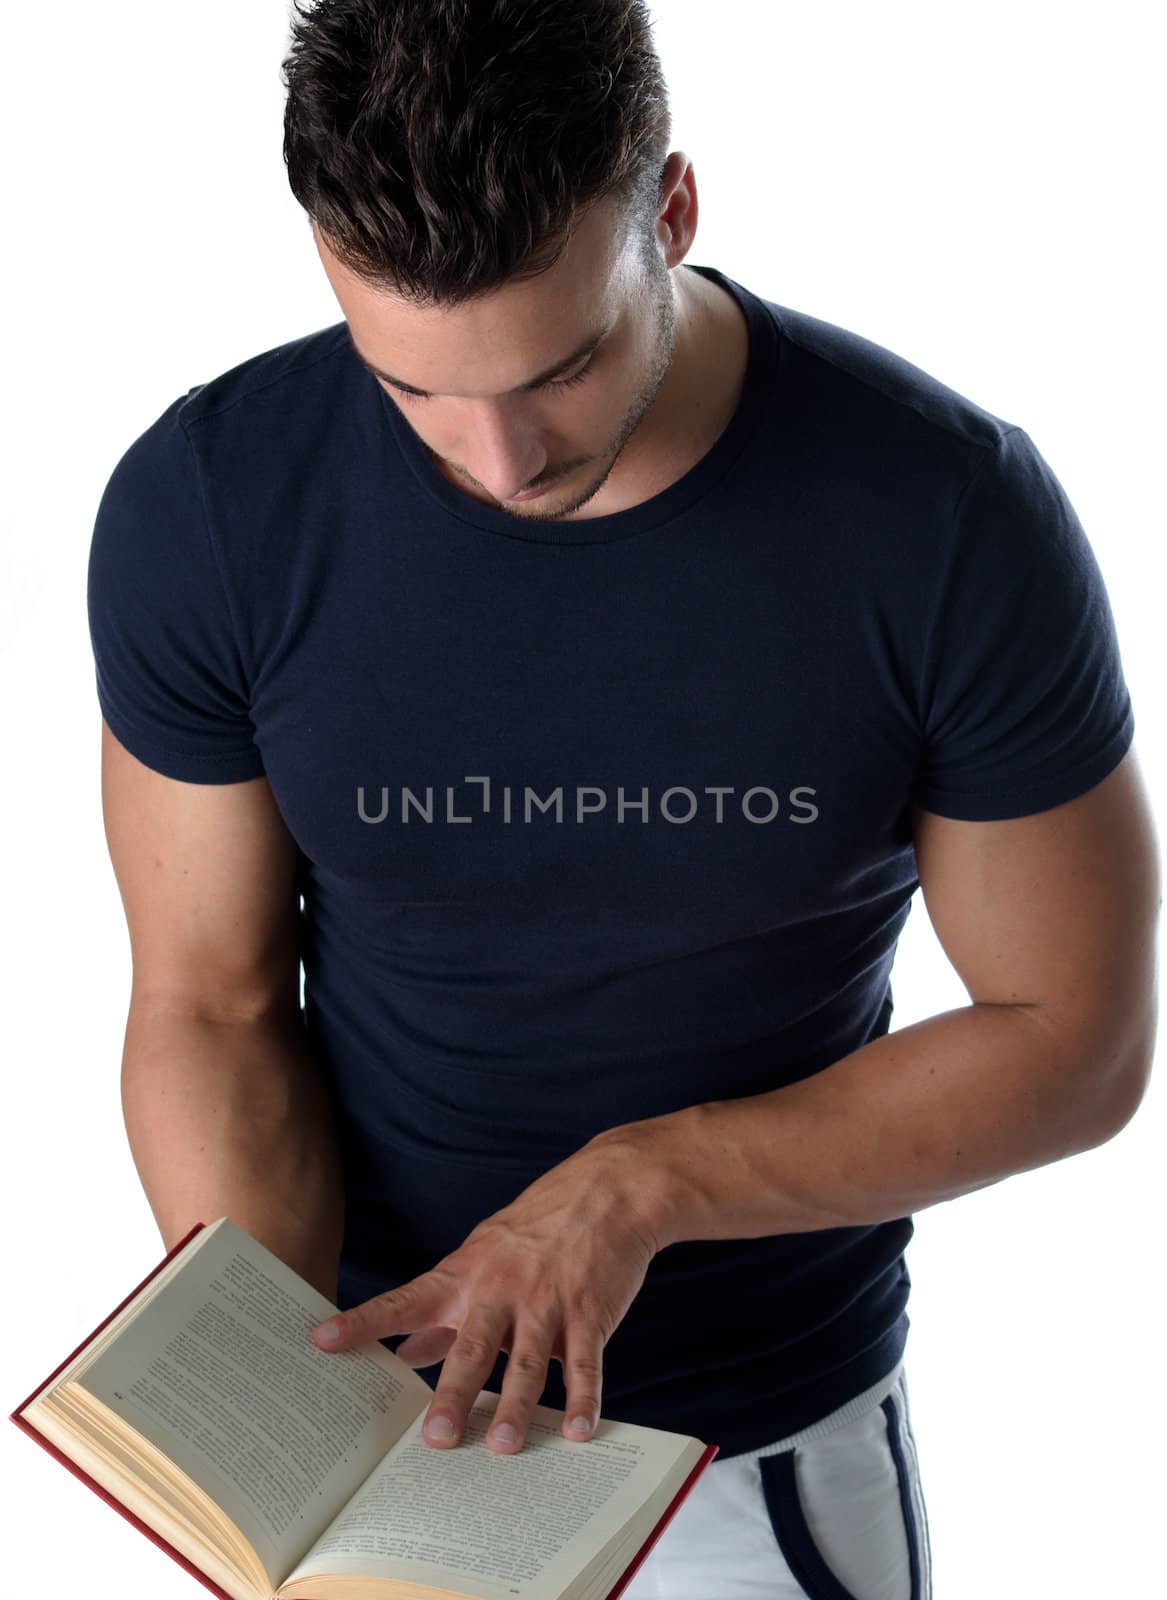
[1092,1007,1158,1141]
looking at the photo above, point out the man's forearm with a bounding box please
[594,1002,1140,1250]
[121,1003,346,1300]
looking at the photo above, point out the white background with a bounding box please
[2,3,1163,1596]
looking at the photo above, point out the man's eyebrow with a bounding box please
[346,323,612,397]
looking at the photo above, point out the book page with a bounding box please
[76,1217,430,1586]
[281,1389,698,1600]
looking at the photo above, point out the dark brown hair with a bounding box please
[281,0,671,306]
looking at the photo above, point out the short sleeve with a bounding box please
[87,395,266,784]
[910,425,1134,821]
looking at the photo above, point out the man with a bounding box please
[87,2,1159,1596]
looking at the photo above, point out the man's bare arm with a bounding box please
[101,718,345,1299]
[587,746,1161,1245]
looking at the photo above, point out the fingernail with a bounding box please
[426,1415,455,1439]
[492,1423,518,1445]
[569,1415,592,1434]
[313,1320,342,1345]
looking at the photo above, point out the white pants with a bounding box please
[620,1362,932,1600]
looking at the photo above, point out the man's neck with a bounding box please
[588,263,749,515]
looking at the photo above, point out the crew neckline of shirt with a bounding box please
[373,263,780,545]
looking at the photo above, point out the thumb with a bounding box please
[394,1324,460,1368]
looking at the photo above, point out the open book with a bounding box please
[10,1217,718,1600]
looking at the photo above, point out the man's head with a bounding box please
[283,0,700,518]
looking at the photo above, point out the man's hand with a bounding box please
[308,1137,666,1454]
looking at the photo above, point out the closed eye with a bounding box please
[390,358,594,405]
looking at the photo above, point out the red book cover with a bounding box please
[604,1439,720,1600]
[9,1222,719,1600]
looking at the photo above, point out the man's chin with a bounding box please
[505,458,624,521]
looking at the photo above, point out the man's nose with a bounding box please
[456,403,548,501]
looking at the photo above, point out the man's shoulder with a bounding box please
[747,285,1013,459]
[176,320,352,432]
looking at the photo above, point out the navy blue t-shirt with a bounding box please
[87,265,1135,1457]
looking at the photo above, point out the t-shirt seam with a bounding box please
[913,425,1024,741]
[178,415,259,701]
[178,326,350,427]
[383,395,777,546]
[914,709,1133,807]
[97,696,263,766]
[764,305,1019,452]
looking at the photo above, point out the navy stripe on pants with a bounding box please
[620,1363,933,1599]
